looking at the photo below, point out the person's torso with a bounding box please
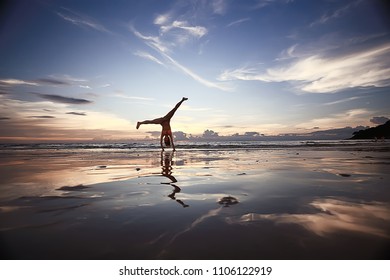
[161,121,171,131]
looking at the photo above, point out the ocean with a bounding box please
[1,139,389,152]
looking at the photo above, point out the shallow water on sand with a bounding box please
[1,146,390,259]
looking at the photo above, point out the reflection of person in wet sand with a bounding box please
[160,150,177,183]
[161,151,189,208]
[136,97,188,151]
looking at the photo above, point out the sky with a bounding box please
[0,0,389,142]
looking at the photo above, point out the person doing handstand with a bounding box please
[136,97,188,150]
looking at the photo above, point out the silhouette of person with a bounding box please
[136,97,188,150]
[160,151,189,208]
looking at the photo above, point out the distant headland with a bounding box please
[350,121,390,140]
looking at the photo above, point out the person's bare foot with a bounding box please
[182,97,188,101]
[136,122,140,129]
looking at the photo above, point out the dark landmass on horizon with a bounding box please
[350,121,390,140]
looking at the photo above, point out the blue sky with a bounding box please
[0,0,389,142]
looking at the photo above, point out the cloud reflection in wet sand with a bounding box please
[1,146,390,259]
[226,198,390,238]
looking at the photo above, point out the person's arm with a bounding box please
[160,133,164,150]
[171,135,176,151]
[162,97,188,121]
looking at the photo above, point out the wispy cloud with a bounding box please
[370,116,389,125]
[129,26,169,53]
[1,75,91,89]
[253,0,293,10]
[66,111,87,116]
[218,66,260,82]
[0,96,134,141]
[130,25,231,91]
[219,43,390,93]
[159,20,207,38]
[310,0,363,27]
[134,51,164,66]
[323,96,364,106]
[253,0,277,9]
[50,74,88,84]
[211,0,228,15]
[276,44,299,61]
[297,108,372,129]
[114,93,155,101]
[152,13,208,49]
[35,78,72,86]
[33,93,93,104]
[226,18,251,28]
[0,79,38,86]
[127,1,236,92]
[154,13,171,25]
[40,74,90,88]
[29,115,56,119]
[161,49,232,91]
[57,8,110,33]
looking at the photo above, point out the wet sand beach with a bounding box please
[1,141,390,259]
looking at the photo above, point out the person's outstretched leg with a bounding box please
[136,117,163,129]
[162,97,188,121]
